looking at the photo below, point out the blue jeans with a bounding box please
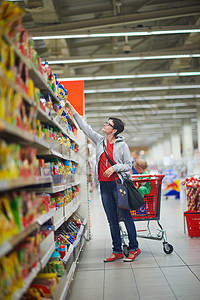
[100,180,138,253]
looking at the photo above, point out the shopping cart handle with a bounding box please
[131,174,165,182]
[132,174,165,179]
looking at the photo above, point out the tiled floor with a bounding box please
[67,186,200,300]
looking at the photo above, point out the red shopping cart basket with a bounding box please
[120,174,174,254]
[184,211,200,237]
[130,174,165,221]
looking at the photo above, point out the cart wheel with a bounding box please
[123,245,129,257]
[163,243,173,254]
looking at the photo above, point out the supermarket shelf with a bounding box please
[36,107,78,146]
[53,223,86,300]
[46,183,71,194]
[0,120,33,144]
[0,120,50,150]
[37,148,70,161]
[0,176,52,192]
[65,202,81,222]
[12,262,41,300]
[33,136,50,149]
[71,181,80,187]
[62,246,74,264]
[0,27,81,136]
[0,67,35,107]
[40,232,56,269]
[29,65,59,104]
[0,21,87,300]
[53,201,81,230]
[40,241,56,269]
[54,216,65,231]
[0,240,12,259]
[37,209,56,226]
[12,235,55,299]
[0,222,39,259]
[1,26,59,104]
[53,262,76,300]
[36,107,53,124]
[64,109,77,130]
[53,115,69,137]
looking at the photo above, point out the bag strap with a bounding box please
[103,140,118,183]
[103,140,114,166]
[102,140,126,184]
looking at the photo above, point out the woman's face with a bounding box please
[102,119,115,135]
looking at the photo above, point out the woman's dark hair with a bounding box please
[109,117,125,137]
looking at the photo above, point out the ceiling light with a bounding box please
[84,85,200,93]
[165,103,187,107]
[86,94,200,104]
[85,106,196,113]
[46,53,200,65]
[86,113,195,119]
[58,72,200,81]
[32,27,200,40]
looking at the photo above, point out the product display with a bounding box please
[182,176,200,211]
[0,2,87,299]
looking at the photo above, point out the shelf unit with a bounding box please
[0,23,89,300]
[53,219,87,300]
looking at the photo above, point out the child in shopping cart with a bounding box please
[134,159,151,197]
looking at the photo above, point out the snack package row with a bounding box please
[0,191,53,246]
[182,176,200,211]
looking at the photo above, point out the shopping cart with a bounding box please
[120,174,174,255]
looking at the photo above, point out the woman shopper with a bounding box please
[65,101,141,262]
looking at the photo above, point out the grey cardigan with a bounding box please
[73,113,132,183]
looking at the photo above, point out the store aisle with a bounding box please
[67,187,200,300]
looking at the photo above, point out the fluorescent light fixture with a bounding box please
[130,94,200,101]
[165,103,187,107]
[58,72,200,81]
[32,28,200,40]
[85,94,200,104]
[86,113,195,119]
[84,85,200,93]
[47,54,200,65]
[86,106,196,113]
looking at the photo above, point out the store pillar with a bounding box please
[156,139,165,163]
[148,144,155,163]
[197,106,200,152]
[171,127,181,159]
[163,133,171,156]
[182,119,193,158]
[148,144,156,163]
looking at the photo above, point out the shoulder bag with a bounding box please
[103,141,144,211]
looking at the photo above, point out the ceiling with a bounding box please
[17,0,200,148]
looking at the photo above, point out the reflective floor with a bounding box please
[67,186,200,300]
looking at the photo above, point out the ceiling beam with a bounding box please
[28,5,200,33]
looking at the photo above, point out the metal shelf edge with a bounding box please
[40,241,56,269]
[53,262,76,300]
[0,176,52,192]
[37,209,56,225]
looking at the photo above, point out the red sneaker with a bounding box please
[123,249,141,262]
[104,252,124,262]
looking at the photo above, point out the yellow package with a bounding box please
[0,196,18,244]
[27,78,34,99]
[0,78,6,120]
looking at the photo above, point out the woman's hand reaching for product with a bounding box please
[103,166,114,178]
[65,100,71,110]
[65,100,77,116]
